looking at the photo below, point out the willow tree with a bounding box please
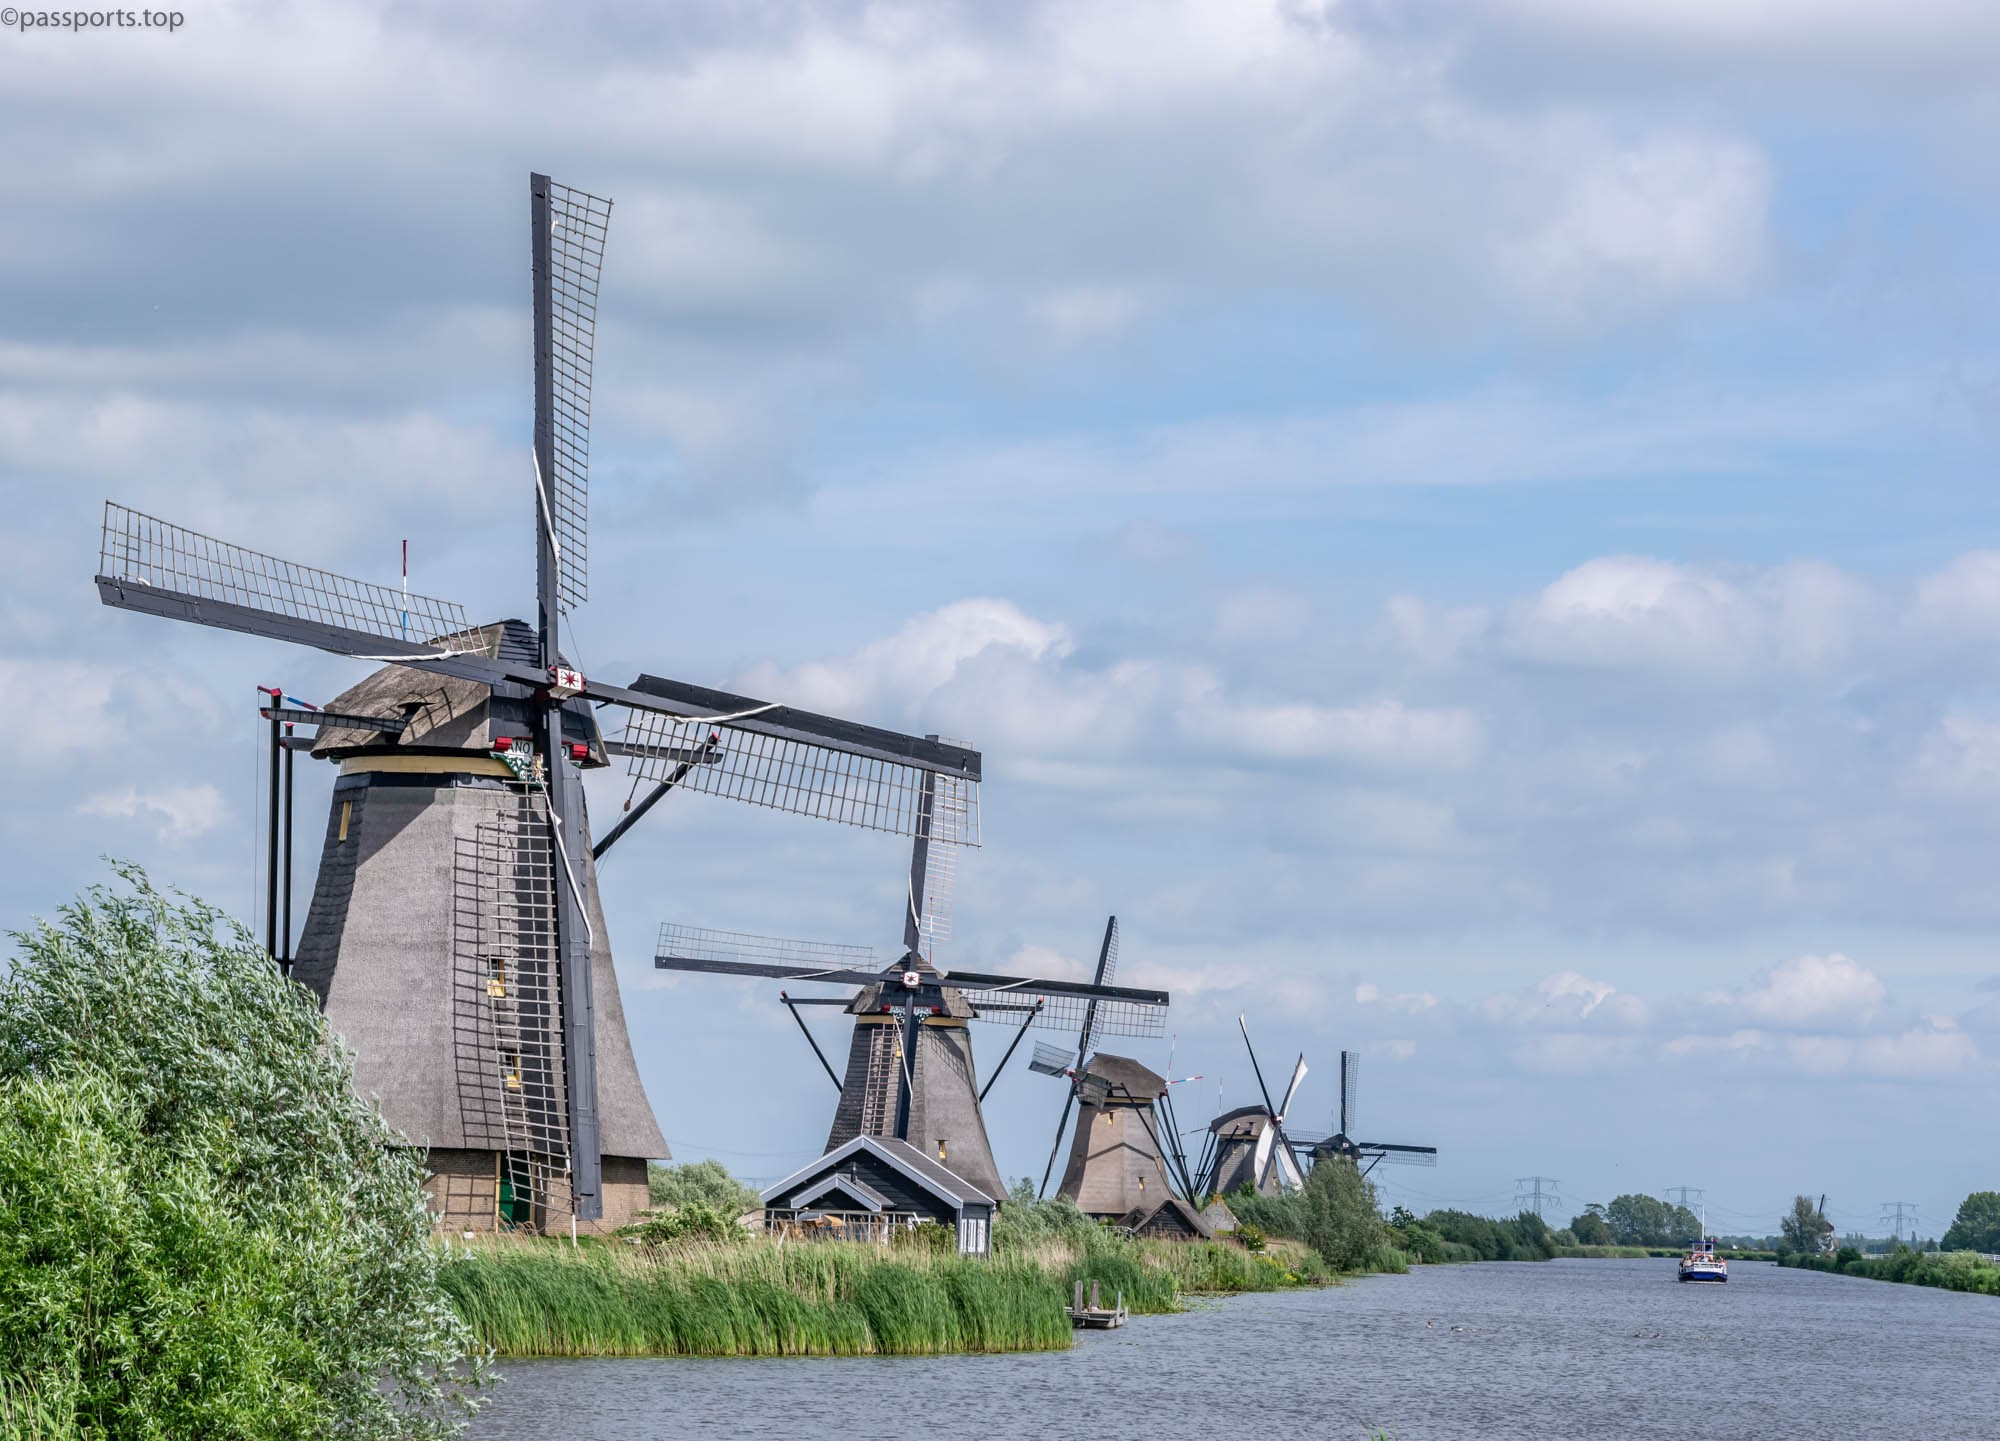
[0,866,484,1439]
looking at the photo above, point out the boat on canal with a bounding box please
[1678,1229,1727,1283]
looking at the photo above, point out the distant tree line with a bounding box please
[1564,1195,1703,1248]
[1942,1192,2000,1255]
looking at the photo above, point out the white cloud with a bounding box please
[737,598,1074,720]
[77,785,225,843]
[1499,135,1771,330]
[1736,953,1885,1028]
[0,660,120,754]
[1920,714,2000,787]
[1355,982,1438,1013]
[1191,697,1482,769]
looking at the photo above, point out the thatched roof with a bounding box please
[1079,1052,1167,1100]
[1209,1103,1272,1134]
[309,619,607,766]
[1119,1196,1216,1241]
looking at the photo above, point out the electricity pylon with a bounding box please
[1514,1176,1562,1221]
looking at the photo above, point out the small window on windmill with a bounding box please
[501,1050,521,1090]
[936,1138,948,1164]
[338,800,352,843]
[486,957,507,999]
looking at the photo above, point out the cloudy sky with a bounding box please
[4,0,1998,1238]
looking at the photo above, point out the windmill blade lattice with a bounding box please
[914,756,973,961]
[655,924,876,978]
[1365,1146,1438,1169]
[956,985,1163,1038]
[618,709,982,844]
[1028,1042,1076,1077]
[1340,1049,1360,1135]
[542,179,610,614]
[97,503,482,665]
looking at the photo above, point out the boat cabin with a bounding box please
[760,1135,998,1256]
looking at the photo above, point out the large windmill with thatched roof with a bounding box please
[93,172,984,1232]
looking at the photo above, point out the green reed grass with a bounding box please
[441,1218,1359,1359]
[440,1238,1074,1358]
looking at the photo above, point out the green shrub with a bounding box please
[0,865,481,1439]
[646,1159,761,1217]
[1421,1208,1557,1262]
[624,1201,739,1248]
[1298,1161,1387,1271]
[1235,1223,1268,1252]
[992,1193,1102,1251]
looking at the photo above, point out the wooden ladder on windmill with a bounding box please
[859,1024,898,1136]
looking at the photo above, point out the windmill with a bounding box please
[92,173,984,1231]
[1030,916,1123,1198]
[1039,1051,1205,1223]
[653,901,1168,1200]
[1199,1016,1309,1197]
[1303,1050,1438,1176]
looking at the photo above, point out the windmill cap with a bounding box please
[309,618,608,766]
[1078,1053,1167,1099]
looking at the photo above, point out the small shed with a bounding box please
[1119,1196,1216,1241]
[761,1136,998,1255]
[1199,1198,1239,1235]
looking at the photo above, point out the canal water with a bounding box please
[469,1259,2000,1439]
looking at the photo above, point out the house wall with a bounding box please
[423,1149,650,1235]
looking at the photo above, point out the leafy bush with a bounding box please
[1298,1158,1388,1271]
[1776,1246,2000,1296]
[1569,1208,1614,1246]
[624,1201,740,1248]
[1420,1209,1556,1262]
[1389,1221,1451,1263]
[0,865,481,1439]
[1234,1223,1268,1252]
[1226,1187,1308,1241]
[647,1159,761,1217]
[992,1193,1101,1251]
[1942,1192,2000,1254]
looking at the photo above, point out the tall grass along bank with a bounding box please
[442,1222,1340,1358]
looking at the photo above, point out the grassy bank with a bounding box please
[441,1229,1339,1358]
[1778,1248,2000,1296]
[1551,1245,1778,1261]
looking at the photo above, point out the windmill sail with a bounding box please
[96,502,493,677]
[616,701,980,843]
[1250,1119,1278,1187]
[98,504,985,845]
[540,178,609,615]
[1278,1055,1308,1119]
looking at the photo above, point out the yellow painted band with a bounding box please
[339,755,516,778]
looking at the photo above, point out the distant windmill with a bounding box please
[1199,1016,1309,1197]
[1037,1050,1206,1223]
[1030,916,1122,1198]
[92,173,983,1230]
[1303,1050,1437,1176]
[655,874,1166,1200]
